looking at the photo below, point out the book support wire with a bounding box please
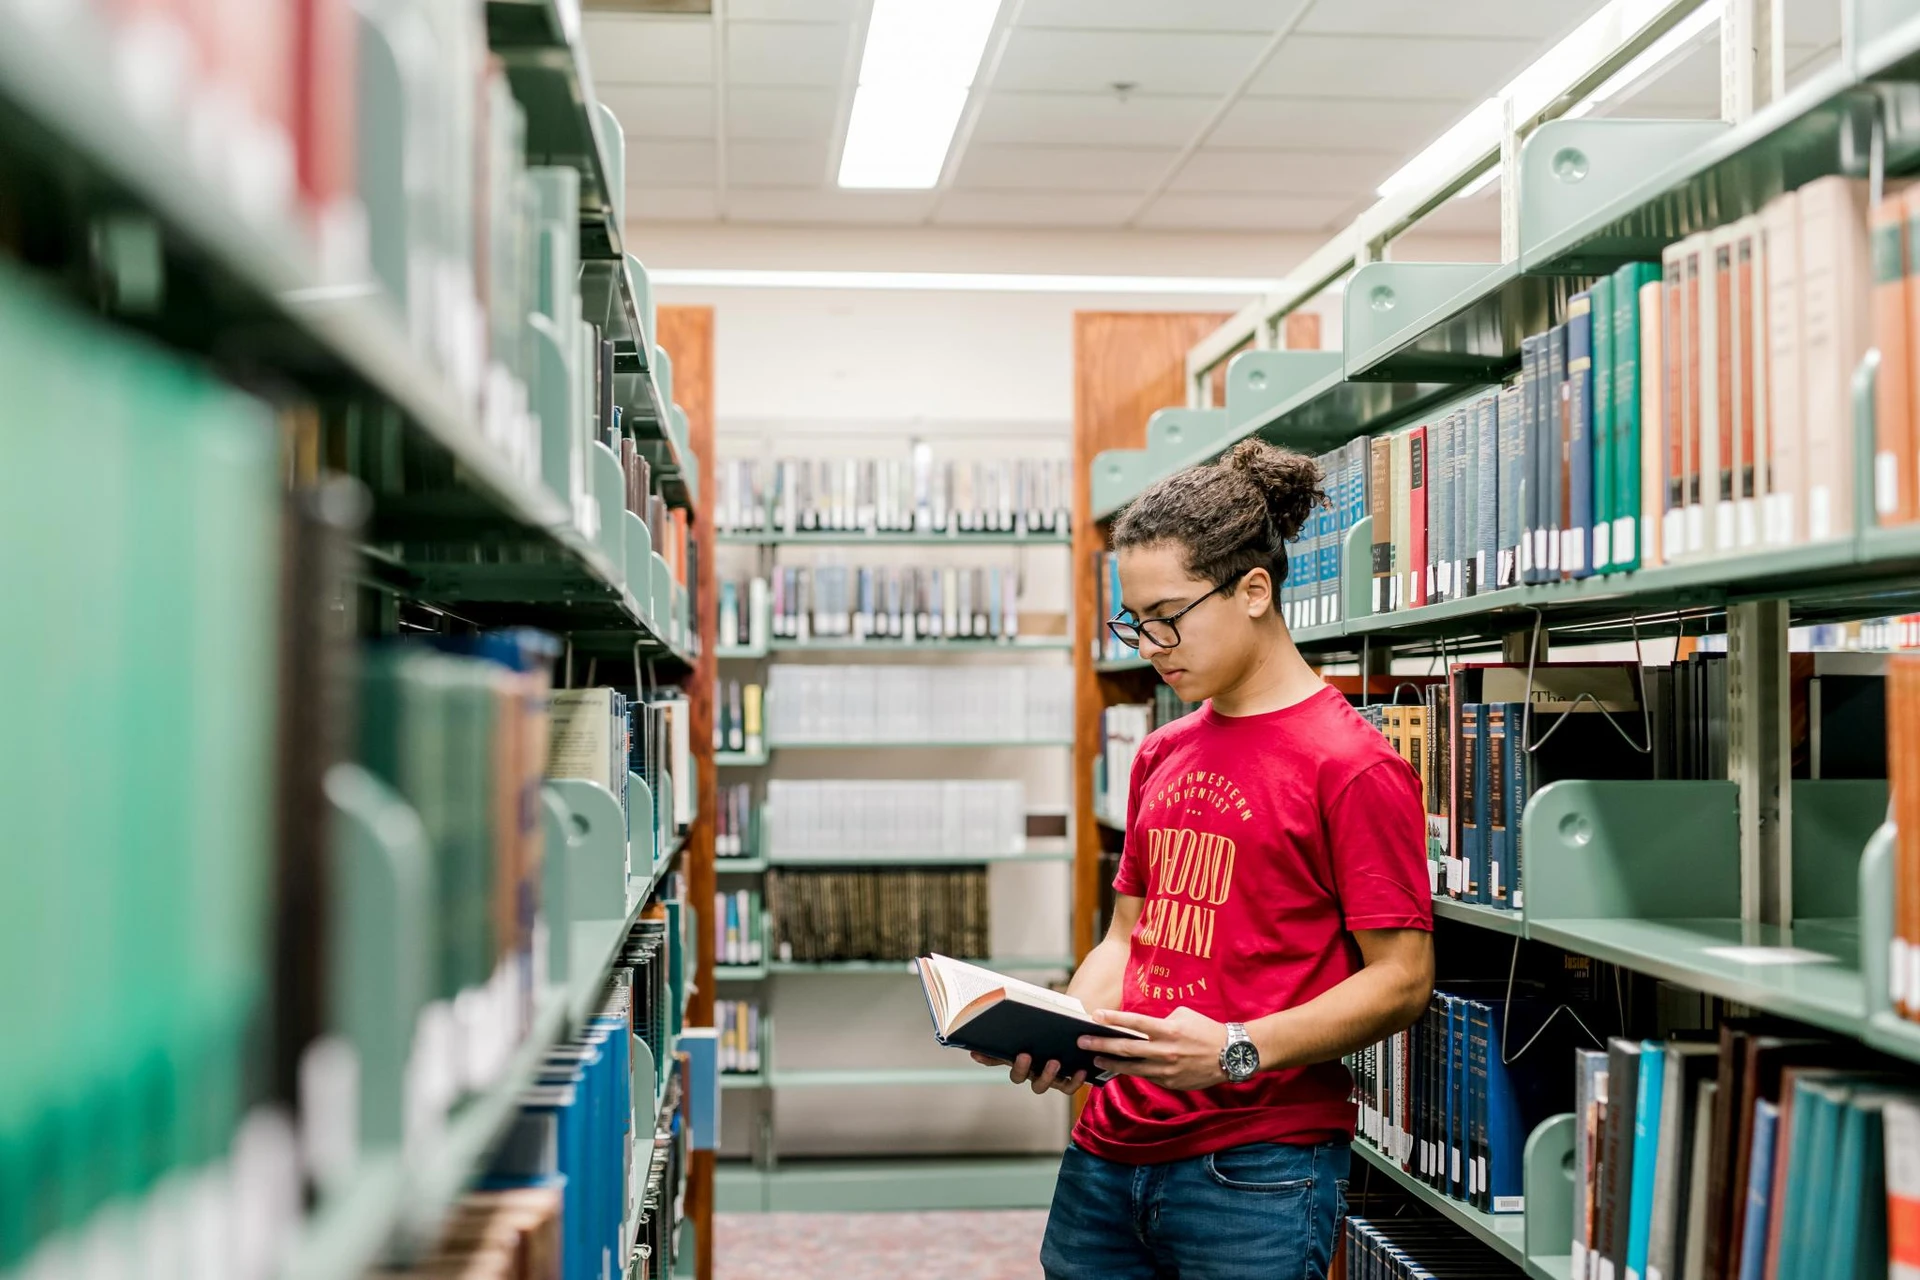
[0,2,721,1275]
[1071,2,1920,1274]
[710,474,1077,1212]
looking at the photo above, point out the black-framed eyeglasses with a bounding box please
[1106,576,1241,651]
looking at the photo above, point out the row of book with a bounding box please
[765,780,1028,860]
[718,577,770,651]
[716,889,766,966]
[764,869,990,963]
[714,453,1071,536]
[1300,176,1902,624]
[1093,691,1202,825]
[1343,1219,1526,1279]
[622,442,694,593]
[715,680,765,756]
[1569,1027,1919,1280]
[750,565,1029,643]
[718,1001,765,1075]
[763,665,1072,744]
[716,783,759,860]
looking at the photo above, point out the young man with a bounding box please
[981,440,1434,1279]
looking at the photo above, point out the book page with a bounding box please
[922,955,1012,1033]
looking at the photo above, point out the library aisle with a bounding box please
[20,0,1920,1278]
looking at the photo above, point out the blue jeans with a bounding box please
[1040,1139,1349,1280]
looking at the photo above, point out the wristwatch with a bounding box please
[1219,1023,1260,1084]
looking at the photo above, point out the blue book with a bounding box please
[1442,996,1458,1197]
[1496,386,1525,587]
[1455,408,1475,597]
[1625,1041,1666,1280]
[1567,292,1596,579]
[1783,1079,1846,1280]
[1521,335,1550,585]
[1450,996,1468,1200]
[1476,1000,1526,1213]
[1738,1099,1781,1280]
[1476,397,1499,596]
[1822,1093,1891,1280]
[1466,1000,1491,1210]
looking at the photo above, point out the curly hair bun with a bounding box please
[1224,439,1323,542]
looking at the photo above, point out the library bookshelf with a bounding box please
[0,3,717,1277]
[1073,12,1920,1271]
[709,502,1076,1207]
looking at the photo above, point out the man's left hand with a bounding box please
[1078,1008,1231,1091]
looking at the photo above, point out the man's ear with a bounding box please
[1240,567,1274,620]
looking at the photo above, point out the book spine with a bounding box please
[1625,1044,1665,1280]
[1456,408,1474,597]
[1735,222,1762,548]
[1663,243,1690,560]
[1409,426,1430,608]
[1593,274,1616,571]
[1549,323,1569,579]
[1712,233,1736,554]
[1524,334,1549,584]
[1486,703,1508,907]
[1497,387,1523,587]
[1371,435,1394,614]
[1569,292,1596,579]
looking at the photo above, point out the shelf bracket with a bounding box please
[1516,119,1731,273]
[1727,599,1791,926]
[1222,350,1344,436]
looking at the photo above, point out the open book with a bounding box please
[916,954,1146,1084]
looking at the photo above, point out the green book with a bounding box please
[1610,262,1660,572]
[1591,273,1615,572]
[1823,1093,1895,1280]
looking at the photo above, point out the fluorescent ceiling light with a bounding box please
[648,269,1292,296]
[837,0,1002,190]
[1375,99,1502,199]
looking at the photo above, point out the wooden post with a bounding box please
[1071,311,1229,961]
[657,304,717,1280]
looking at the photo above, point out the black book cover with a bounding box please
[1599,1038,1642,1276]
[921,983,1124,1083]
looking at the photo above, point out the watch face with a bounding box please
[1223,1039,1260,1080]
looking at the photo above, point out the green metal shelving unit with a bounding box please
[717,531,1069,546]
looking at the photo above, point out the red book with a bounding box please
[1408,425,1429,608]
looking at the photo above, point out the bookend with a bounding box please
[1089,446,1159,521]
[1855,349,1881,540]
[1516,119,1730,273]
[1223,349,1344,436]
[1523,779,1741,921]
[654,343,674,412]
[1855,822,1920,1059]
[541,787,577,986]
[547,779,630,924]
[354,12,408,311]
[651,550,673,638]
[1341,515,1374,630]
[626,254,656,356]
[326,762,433,1149]
[591,440,628,588]
[530,311,574,507]
[626,511,653,629]
[632,1034,659,1130]
[1521,1112,1576,1264]
[1342,261,1512,382]
[595,102,626,230]
[627,772,656,875]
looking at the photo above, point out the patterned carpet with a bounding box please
[715,1210,1049,1279]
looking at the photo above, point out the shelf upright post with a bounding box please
[1722,0,1784,123]
[1727,599,1792,926]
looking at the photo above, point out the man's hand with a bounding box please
[1079,1007,1230,1091]
[970,1051,1088,1096]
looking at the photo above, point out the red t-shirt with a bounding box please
[1072,685,1432,1165]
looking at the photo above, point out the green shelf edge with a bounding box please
[717,645,769,660]
[716,532,1070,546]
[765,851,1073,868]
[715,964,769,981]
[765,956,1075,975]
[721,1072,769,1089]
[1432,897,1525,936]
[766,739,1075,750]
[716,748,771,767]
[717,857,769,874]
[769,638,1074,653]
[1351,1140,1528,1266]
[767,1066,1021,1088]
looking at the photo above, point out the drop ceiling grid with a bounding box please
[584,0,1659,232]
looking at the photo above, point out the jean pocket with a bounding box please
[1202,1142,1317,1194]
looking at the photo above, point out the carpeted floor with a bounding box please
[714,1210,1048,1279]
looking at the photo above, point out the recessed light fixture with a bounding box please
[837,0,1004,190]
[648,269,1292,296]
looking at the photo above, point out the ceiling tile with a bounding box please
[1250,34,1536,100]
[728,0,861,18]
[951,144,1175,193]
[726,19,851,88]
[1017,0,1287,32]
[1214,95,1473,154]
[1137,193,1352,232]
[626,139,717,186]
[625,187,720,222]
[725,188,939,224]
[994,28,1272,96]
[1173,148,1397,197]
[727,138,831,187]
[598,85,714,140]
[1786,41,1842,88]
[727,87,842,140]
[1298,0,1604,41]
[932,191,1137,228]
[586,15,714,85]
[971,90,1218,148]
